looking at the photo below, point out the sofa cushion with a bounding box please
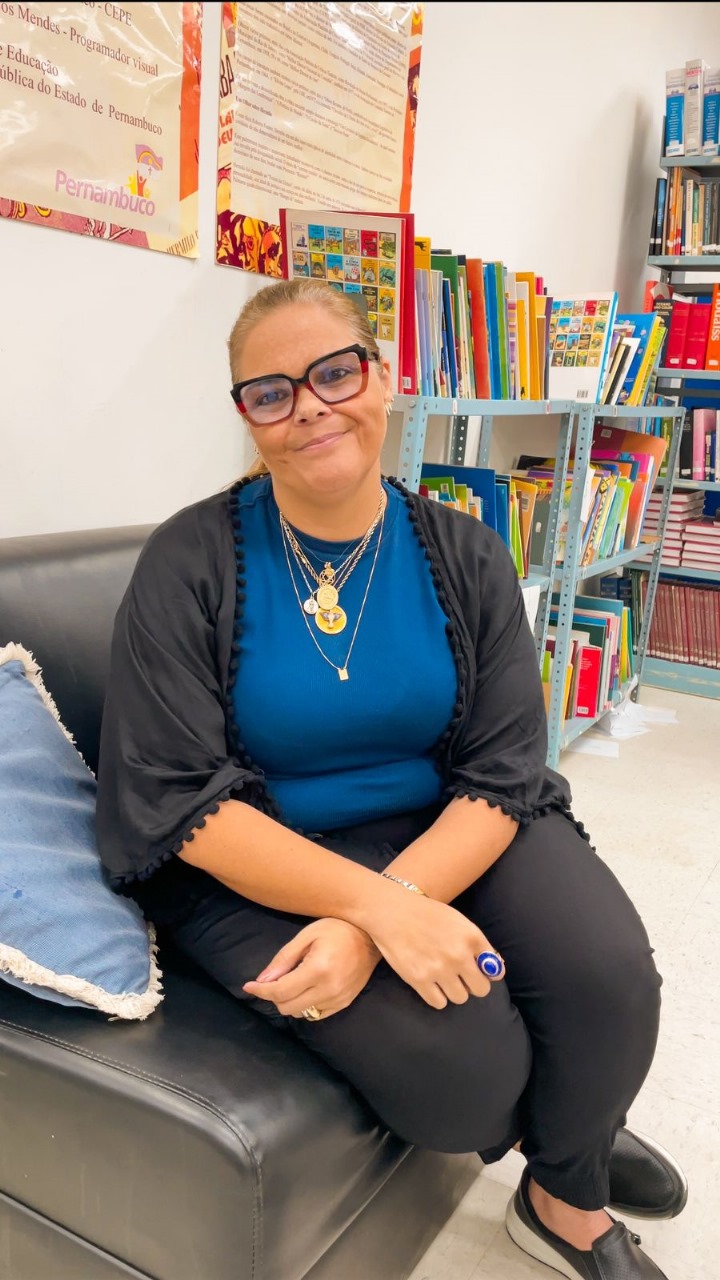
[0,643,162,1020]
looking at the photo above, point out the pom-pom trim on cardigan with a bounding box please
[110,474,581,885]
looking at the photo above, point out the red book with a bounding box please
[575,645,602,717]
[665,301,692,367]
[682,302,712,369]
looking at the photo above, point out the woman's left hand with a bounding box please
[242,918,381,1020]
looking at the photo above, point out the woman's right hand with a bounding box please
[365,886,501,1008]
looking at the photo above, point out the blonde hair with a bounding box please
[228,279,383,480]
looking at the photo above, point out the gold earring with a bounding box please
[385,400,394,417]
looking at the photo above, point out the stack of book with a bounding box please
[650,167,720,257]
[542,592,634,721]
[642,488,706,566]
[681,516,720,569]
[599,312,667,406]
[658,286,720,372]
[663,59,720,161]
[635,574,720,668]
[665,406,720,480]
[419,463,539,580]
[413,244,555,402]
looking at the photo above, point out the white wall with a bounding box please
[3,2,720,537]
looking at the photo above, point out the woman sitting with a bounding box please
[97,279,685,1280]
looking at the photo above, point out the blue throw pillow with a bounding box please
[0,644,162,1019]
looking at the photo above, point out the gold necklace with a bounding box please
[280,508,385,681]
[278,493,385,634]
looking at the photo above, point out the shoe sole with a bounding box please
[505,1195,587,1280]
[609,1128,689,1221]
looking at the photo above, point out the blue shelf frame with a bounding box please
[660,155,720,171]
[628,560,720,583]
[648,256,720,268]
[392,396,684,769]
[654,478,720,492]
[640,658,720,698]
[656,368,719,381]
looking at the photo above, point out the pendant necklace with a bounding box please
[278,492,385,636]
[279,507,386,680]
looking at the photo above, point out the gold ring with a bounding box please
[301,1005,322,1021]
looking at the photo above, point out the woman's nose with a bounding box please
[293,383,330,422]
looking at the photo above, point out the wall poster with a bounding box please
[216,1,422,276]
[0,2,201,257]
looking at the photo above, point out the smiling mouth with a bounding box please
[298,431,347,451]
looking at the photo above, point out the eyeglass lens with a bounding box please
[241,349,364,424]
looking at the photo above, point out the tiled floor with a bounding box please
[409,686,720,1280]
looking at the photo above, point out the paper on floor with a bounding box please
[595,696,678,740]
[566,735,620,757]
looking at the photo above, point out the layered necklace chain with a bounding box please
[278,493,386,681]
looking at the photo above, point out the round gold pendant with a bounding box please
[315,606,347,634]
[316,583,339,611]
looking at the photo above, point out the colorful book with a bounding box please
[279,206,416,394]
[465,258,491,399]
[547,292,619,403]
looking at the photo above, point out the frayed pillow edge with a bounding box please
[0,926,163,1022]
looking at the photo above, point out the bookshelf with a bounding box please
[392,396,683,768]
[643,158,720,695]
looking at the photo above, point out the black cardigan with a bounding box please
[96,477,574,888]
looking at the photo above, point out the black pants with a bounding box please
[143,807,662,1211]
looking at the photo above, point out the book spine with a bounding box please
[706,284,720,371]
[654,177,667,258]
[665,302,691,365]
[684,177,694,254]
[685,59,707,155]
[692,410,707,479]
[665,67,686,156]
[675,166,685,254]
[682,301,711,368]
[649,179,660,255]
[678,410,694,478]
[703,179,714,252]
[705,427,716,482]
[702,67,720,155]
[465,259,491,399]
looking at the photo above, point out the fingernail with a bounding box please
[255,968,275,982]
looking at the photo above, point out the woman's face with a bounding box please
[234,303,392,499]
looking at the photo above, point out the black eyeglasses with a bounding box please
[231,344,378,426]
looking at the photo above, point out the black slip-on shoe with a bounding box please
[608,1128,688,1220]
[506,1167,669,1279]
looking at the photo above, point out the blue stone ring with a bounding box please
[476,950,505,980]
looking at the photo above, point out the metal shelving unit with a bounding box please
[392,395,683,768]
[640,194,720,695]
[544,402,682,765]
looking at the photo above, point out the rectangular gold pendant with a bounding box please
[338,667,349,681]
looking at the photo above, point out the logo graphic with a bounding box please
[128,144,163,199]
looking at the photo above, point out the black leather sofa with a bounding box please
[0,526,477,1280]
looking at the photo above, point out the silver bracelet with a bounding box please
[381,872,428,897]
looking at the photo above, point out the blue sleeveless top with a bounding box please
[232,478,457,831]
